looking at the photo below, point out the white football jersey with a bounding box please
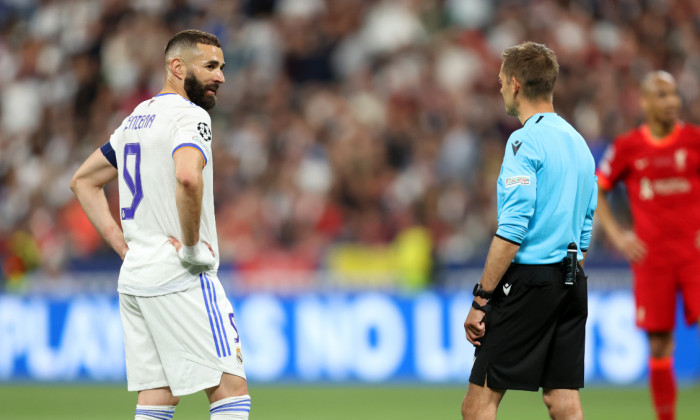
[106,93,218,296]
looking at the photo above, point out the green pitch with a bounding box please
[0,383,699,419]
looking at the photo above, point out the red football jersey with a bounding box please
[596,122,700,263]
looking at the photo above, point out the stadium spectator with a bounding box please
[1,1,700,291]
[595,70,700,420]
[462,41,596,420]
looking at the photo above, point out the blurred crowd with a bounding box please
[2,0,700,291]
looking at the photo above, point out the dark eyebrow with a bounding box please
[205,59,225,69]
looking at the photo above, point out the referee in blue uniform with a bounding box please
[462,42,597,420]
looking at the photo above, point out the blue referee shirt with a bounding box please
[496,113,597,264]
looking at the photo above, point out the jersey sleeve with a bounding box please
[690,125,700,176]
[595,137,628,191]
[579,174,598,251]
[171,106,213,166]
[100,140,118,168]
[100,119,130,169]
[496,134,541,244]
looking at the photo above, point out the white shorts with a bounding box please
[119,273,246,396]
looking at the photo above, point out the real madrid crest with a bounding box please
[236,348,243,364]
[197,122,212,142]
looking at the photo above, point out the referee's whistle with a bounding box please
[564,242,578,286]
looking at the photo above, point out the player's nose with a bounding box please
[214,69,225,84]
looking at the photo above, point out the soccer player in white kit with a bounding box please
[71,30,250,419]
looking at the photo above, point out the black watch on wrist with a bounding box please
[473,283,493,299]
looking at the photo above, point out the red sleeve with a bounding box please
[689,123,700,154]
[596,132,633,191]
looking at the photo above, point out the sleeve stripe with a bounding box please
[100,141,118,168]
[172,143,207,165]
[495,234,521,246]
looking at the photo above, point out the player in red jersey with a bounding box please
[596,71,700,420]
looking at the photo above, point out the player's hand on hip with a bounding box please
[613,230,647,262]
[118,244,129,260]
[170,237,216,269]
[464,307,486,347]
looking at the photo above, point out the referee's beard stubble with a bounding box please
[184,72,218,110]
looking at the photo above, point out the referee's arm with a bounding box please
[464,236,520,346]
[578,176,598,268]
[478,236,520,298]
[465,134,535,346]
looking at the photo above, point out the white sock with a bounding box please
[210,395,251,419]
[134,404,175,420]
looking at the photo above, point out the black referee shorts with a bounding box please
[469,263,587,391]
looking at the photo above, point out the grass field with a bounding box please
[0,383,698,419]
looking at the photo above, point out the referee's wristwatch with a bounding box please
[473,283,493,299]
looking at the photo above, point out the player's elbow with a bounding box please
[175,169,202,191]
[69,175,78,194]
[70,172,86,196]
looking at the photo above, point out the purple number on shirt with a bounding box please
[229,313,240,344]
[121,143,143,220]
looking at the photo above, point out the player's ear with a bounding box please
[511,76,520,95]
[169,57,186,80]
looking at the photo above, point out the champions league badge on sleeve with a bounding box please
[197,122,212,142]
[505,175,530,188]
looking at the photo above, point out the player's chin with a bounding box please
[201,96,217,110]
[663,108,680,121]
[660,115,678,126]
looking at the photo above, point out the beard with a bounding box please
[184,72,218,110]
[505,99,519,117]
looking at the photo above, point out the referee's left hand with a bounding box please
[464,303,487,346]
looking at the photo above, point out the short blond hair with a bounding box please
[502,42,559,101]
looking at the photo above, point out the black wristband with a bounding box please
[472,299,490,313]
[473,283,493,299]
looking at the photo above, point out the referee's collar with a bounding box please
[523,112,556,127]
